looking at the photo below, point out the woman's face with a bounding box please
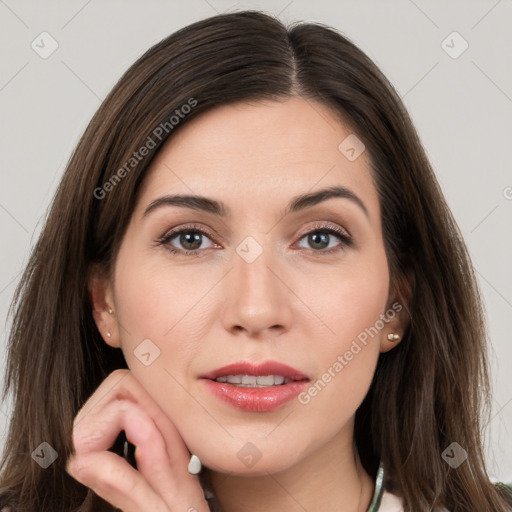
[94,97,405,475]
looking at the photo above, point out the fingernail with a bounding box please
[188,454,202,475]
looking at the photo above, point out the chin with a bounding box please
[197,442,306,477]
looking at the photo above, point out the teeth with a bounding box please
[274,375,285,385]
[256,375,275,386]
[215,375,293,387]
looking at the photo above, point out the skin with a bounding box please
[84,96,409,512]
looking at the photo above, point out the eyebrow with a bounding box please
[143,185,369,219]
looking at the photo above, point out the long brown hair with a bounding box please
[1,10,510,512]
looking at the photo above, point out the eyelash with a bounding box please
[156,222,353,257]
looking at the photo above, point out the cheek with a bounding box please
[114,246,210,345]
[294,249,389,408]
[112,246,223,413]
[112,257,201,423]
[301,248,389,351]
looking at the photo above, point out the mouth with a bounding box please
[199,361,310,412]
[212,374,294,387]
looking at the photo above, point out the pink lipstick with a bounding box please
[199,361,310,413]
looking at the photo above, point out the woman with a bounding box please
[0,10,510,512]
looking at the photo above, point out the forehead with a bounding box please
[137,97,379,222]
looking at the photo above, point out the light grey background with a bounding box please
[1,0,511,482]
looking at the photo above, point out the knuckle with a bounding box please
[108,369,132,387]
[110,368,131,379]
[72,424,104,452]
[115,397,134,411]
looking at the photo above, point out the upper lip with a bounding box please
[200,361,310,381]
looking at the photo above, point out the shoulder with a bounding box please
[378,489,403,511]
[379,490,449,511]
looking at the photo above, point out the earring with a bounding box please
[387,333,400,342]
[107,332,111,338]
[108,308,113,314]
[188,454,202,475]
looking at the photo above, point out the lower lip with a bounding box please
[201,379,309,412]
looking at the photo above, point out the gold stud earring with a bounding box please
[387,333,400,342]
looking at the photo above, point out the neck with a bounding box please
[205,423,375,512]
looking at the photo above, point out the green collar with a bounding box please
[367,461,385,511]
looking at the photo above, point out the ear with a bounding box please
[380,267,413,353]
[88,264,121,348]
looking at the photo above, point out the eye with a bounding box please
[296,223,353,254]
[156,224,218,256]
[156,222,353,257]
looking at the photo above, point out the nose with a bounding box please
[220,241,293,339]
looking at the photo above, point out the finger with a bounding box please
[70,399,171,511]
[73,369,131,425]
[74,370,191,468]
[75,399,181,501]
[69,451,168,512]
[73,396,205,509]
[73,397,164,455]
[117,399,207,508]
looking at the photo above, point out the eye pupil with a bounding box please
[181,231,202,250]
[309,232,329,249]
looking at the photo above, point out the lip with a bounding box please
[199,361,310,413]
[199,361,309,381]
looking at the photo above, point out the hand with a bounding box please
[66,369,210,512]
